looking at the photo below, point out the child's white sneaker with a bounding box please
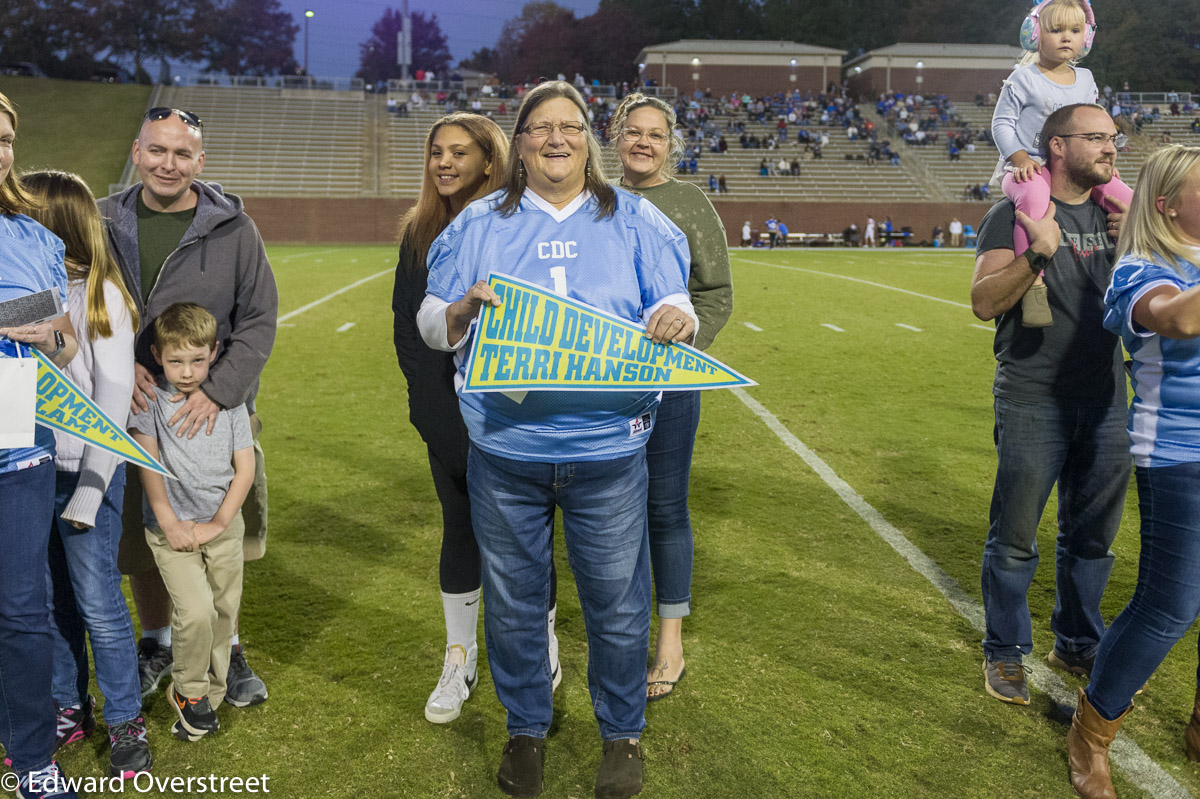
[424,644,478,724]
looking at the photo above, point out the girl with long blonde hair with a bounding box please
[20,169,152,778]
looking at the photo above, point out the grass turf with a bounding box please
[0,76,150,196]
[29,245,1200,798]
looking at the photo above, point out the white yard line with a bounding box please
[895,323,922,332]
[274,247,341,263]
[743,322,763,332]
[277,268,392,324]
[821,323,845,332]
[731,387,1193,799]
[736,256,972,309]
[970,323,994,331]
[336,322,356,332]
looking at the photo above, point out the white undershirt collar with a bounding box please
[523,188,592,223]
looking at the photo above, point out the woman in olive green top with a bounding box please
[609,93,734,701]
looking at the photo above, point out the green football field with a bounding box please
[46,245,1200,798]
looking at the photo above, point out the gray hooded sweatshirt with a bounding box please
[99,180,278,410]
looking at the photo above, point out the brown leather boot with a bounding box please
[1068,688,1132,799]
[1185,685,1200,761]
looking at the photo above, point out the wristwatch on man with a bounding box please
[1025,249,1053,274]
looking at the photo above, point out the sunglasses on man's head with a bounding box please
[143,107,203,130]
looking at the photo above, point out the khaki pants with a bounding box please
[146,513,244,704]
[121,415,268,573]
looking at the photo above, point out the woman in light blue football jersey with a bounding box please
[0,90,82,799]
[418,81,695,799]
[1068,145,1200,797]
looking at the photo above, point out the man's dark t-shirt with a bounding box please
[976,197,1125,407]
[136,194,196,303]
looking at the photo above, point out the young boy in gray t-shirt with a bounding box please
[128,303,254,742]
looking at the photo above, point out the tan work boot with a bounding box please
[1184,685,1200,761]
[1067,688,1132,799]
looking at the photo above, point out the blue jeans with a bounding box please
[47,465,141,724]
[0,462,57,774]
[981,397,1130,660]
[467,445,650,741]
[646,391,701,618]
[1087,463,1200,720]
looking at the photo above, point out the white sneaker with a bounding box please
[549,632,562,692]
[425,644,478,724]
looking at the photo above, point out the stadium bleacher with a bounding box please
[109,83,1199,206]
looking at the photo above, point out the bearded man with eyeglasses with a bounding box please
[98,107,278,712]
[969,103,1133,706]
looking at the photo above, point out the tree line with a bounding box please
[1,0,298,81]
[457,0,1199,93]
[4,0,1197,93]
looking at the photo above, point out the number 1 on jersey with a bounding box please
[549,266,567,295]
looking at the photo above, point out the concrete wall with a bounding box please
[711,200,988,245]
[243,197,412,245]
[243,196,991,249]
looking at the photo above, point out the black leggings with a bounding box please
[429,447,556,604]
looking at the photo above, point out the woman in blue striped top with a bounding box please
[1068,144,1200,799]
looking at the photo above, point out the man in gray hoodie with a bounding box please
[99,107,278,709]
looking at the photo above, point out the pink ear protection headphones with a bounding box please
[1020,0,1097,59]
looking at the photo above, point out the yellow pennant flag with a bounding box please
[462,274,755,394]
[34,348,172,477]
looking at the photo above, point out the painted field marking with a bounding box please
[970,324,993,331]
[821,323,845,332]
[336,322,356,333]
[736,256,971,310]
[731,387,1193,799]
[896,323,922,332]
[277,268,392,324]
[275,247,341,263]
[744,322,763,332]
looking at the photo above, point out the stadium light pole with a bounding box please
[304,10,314,77]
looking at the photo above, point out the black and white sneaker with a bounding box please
[549,633,562,692]
[55,695,96,750]
[15,760,77,798]
[225,645,268,707]
[138,638,173,698]
[170,685,219,742]
[108,716,153,777]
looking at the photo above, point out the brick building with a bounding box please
[635,40,846,98]
[844,43,1024,103]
